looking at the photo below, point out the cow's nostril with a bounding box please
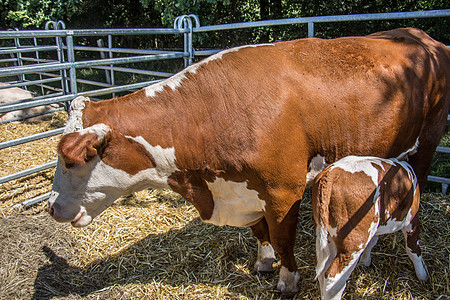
[48,202,60,217]
[48,204,54,216]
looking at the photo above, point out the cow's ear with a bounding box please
[58,124,111,168]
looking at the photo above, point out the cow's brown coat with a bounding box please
[52,28,450,295]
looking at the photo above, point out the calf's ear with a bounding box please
[58,124,111,168]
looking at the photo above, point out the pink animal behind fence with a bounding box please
[312,156,427,300]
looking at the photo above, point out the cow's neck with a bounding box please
[83,88,242,173]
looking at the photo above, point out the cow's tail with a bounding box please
[312,170,335,280]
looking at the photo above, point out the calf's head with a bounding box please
[48,97,178,227]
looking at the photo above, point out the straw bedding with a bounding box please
[0,118,449,299]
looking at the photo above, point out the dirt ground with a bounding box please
[0,189,449,300]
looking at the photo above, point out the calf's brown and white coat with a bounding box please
[312,156,426,300]
[48,28,449,295]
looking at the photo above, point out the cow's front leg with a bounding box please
[266,200,301,296]
[251,218,276,273]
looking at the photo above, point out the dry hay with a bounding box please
[0,111,67,215]
[0,118,449,299]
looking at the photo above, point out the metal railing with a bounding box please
[1,9,449,210]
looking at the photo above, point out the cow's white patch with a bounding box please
[64,96,90,134]
[329,226,338,237]
[396,137,419,161]
[377,209,412,235]
[277,266,300,294]
[385,209,391,219]
[80,123,110,141]
[205,178,265,227]
[144,44,274,98]
[125,136,179,175]
[315,222,337,281]
[406,248,427,281]
[254,240,276,272]
[395,159,418,193]
[306,154,329,187]
[359,235,379,266]
[373,186,381,215]
[50,139,178,226]
[330,156,395,186]
[321,248,364,300]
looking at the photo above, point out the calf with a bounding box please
[312,156,427,300]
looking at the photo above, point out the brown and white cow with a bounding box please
[48,28,450,295]
[312,156,426,300]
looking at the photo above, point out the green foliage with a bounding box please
[1,0,80,29]
[1,1,449,45]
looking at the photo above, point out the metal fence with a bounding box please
[1,9,449,209]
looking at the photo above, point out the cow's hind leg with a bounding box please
[251,217,276,273]
[402,211,427,281]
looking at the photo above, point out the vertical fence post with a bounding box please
[108,35,116,97]
[11,29,26,84]
[174,15,200,68]
[97,38,112,85]
[308,22,315,38]
[46,20,70,109]
[33,37,45,96]
[66,33,77,108]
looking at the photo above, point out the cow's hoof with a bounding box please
[276,267,300,296]
[272,287,297,299]
[254,258,275,274]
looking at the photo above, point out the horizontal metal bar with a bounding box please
[0,30,68,38]
[0,94,72,113]
[427,175,450,185]
[194,49,222,56]
[0,96,33,106]
[13,192,51,210]
[0,58,18,64]
[0,28,187,39]
[37,84,63,93]
[0,128,64,149]
[0,77,62,90]
[436,146,450,154]
[20,57,59,64]
[0,91,64,108]
[194,9,450,32]
[0,52,186,77]
[0,161,57,184]
[0,45,58,55]
[0,79,163,113]
[93,65,174,78]
[75,78,113,88]
[77,79,163,97]
[73,45,183,56]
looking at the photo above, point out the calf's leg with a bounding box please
[321,246,365,300]
[402,212,427,281]
[359,235,379,267]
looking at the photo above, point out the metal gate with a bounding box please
[1,9,449,210]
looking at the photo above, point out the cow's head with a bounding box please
[48,96,178,227]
